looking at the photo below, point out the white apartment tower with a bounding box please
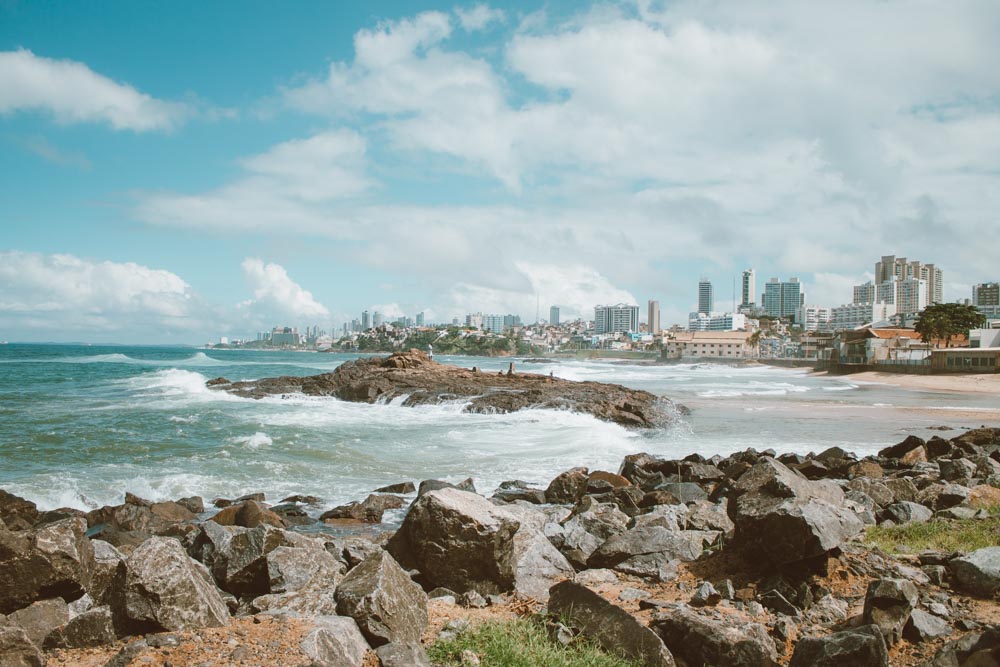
[874,255,943,310]
[595,304,640,334]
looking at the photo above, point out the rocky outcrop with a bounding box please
[0,517,94,614]
[950,547,1000,597]
[0,624,44,667]
[210,350,677,428]
[334,550,427,647]
[862,578,917,645]
[789,625,889,667]
[651,605,779,667]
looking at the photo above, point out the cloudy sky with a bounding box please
[2,1,998,342]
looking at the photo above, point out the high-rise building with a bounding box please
[897,277,928,315]
[373,311,383,328]
[830,302,897,331]
[482,314,505,333]
[973,283,1000,307]
[740,269,756,309]
[549,306,560,326]
[763,278,805,321]
[873,255,943,309]
[698,279,714,315]
[797,306,832,332]
[415,312,425,327]
[853,281,876,304]
[594,304,640,334]
[647,300,661,335]
[361,310,371,330]
[465,312,484,329]
[688,312,747,331]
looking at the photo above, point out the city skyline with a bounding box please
[2,1,1000,342]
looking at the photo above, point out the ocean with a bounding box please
[0,344,995,515]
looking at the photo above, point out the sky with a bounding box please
[1,0,999,343]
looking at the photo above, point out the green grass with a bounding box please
[426,617,645,667]
[864,512,1000,553]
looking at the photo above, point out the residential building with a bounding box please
[503,314,522,329]
[797,306,832,332]
[829,302,897,331]
[361,310,371,330]
[482,314,505,333]
[763,277,805,321]
[971,329,1000,349]
[664,331,752,359]
[741,269,756,309]
[973,283,999,307]
[549,306,560,326]
[800,332,835,360]
[688,312,747,332]
[853,281,876,304]
[372,312,383,328]
[595,303,640,334]
[897,277,928,316]
[415,312,425,327]
[270,327,301,346]
[874,255,944,308]
[931,348,1000,372]
[465,312,484,329]
[833,327,927,365]
[698,279,713,315]
[647,300,661,335]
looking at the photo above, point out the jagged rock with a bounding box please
[652,605,778,667]
[0,624,44,667]
[418,478,476,496]
[690,582,721,607]
[881,501,933,525]
[558,502,629,568]
[863,578,918,645]
[376,641,432,667]
[7,598,69,647]
[270,503,314,526]
[649,482,708,504]
[879,436,927,464]
[684,499,735,536]
[334,550,427,647]
[848,478,894,507]
[940,458,977,483]
[341,538,382,569]
[546,468,590,504]
[548,581,674,666]
[267,544,344,594]
[950,547,1000,597]
[631,505,687,532]
[209,499,285,528]
[373,482,415,495]
[588,526,703,579]
[43,605,116,649]
[198,523,298,596]
[116,536,229,633]
[925,627,1000,667]
[574,569,619,586]
[761,589,799,616]
[730,458,864,564]
[588,471,632,489]
[789,625,888,667]
[903,609,951,642]
[320,495,404,524]
[492,486,547,504]
[0,490,40,531]
[217,351,674,427]
[0,517,94,614]
[89,539,125,607]
[86,494,198,547]
[387,488,571,599]
[300,615,370,667]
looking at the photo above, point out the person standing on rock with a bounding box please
[428,344,433,360]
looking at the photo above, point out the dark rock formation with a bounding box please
[788,625,889,667]
[652,605,779,667]
[950,547,1000,597]
[0,517,94,614]
[211,350,676,428]
[862,578,917,645]
[320,495,404,524]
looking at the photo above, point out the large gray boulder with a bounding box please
[730,458,864,563]
[0,624,44,667]
[89,540,125,606]
[334,550,427,647]
[0,517,94,614]
[267,543,344,594]
[548,581,674,666]
[117,537,229,633]
[862,578,917,645]
[789,625,888,667]
[300,615,370,667]
[950,547,1000,597]
[588,525,704,580]
[376,642,432,667]
[192,522,302,596]
[652,605,778,667]
[43,605,117,649]
[7,598,69,647]
[557,502,629,568]
[880,501,932,525]
[387,488,572,599]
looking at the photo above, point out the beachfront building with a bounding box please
[931,347,1000,372]
[829,302,897,331]
[698,279,714,314]
[800,332,835,360]
[832,327,928,365]
[763,277,805,321]
[797,306,832,332]
[664,331,753,359]
[688,312,747,332]
[594,303,640,334]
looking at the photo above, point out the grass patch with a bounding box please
[426,617,645,667]
[864,514,1000,553]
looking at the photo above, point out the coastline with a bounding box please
[815,370,1000,395]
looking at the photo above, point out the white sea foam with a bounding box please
[232,432,274,448]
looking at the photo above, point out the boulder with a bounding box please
[545,468,590,504]
[557,502,629,568]
[0,490,40,531]
[267,544,344,594]
[387,488,571,598]
[43,605,117,649]
[0,517,94,614]
[652,605,778,667]
[862,578,917,645]
[7,598,69,647]
[300,615,370,667]
[334,550,427,647]
[89,540,125,606]
[548,581,674,666]
[880,501,932,525]
[373,482,415,494]
[376,642,432,667]
[116,536,229,633]
[588,526,703,574]
[730,458,864,564]
[879,436,927,463]
[320,495,404,524]
[209,499,285,528]
[684,499,735,537]
[199,523,299,596]
[0,624,44,667]
[950,547,1000,597]
[788,625,888,667]
[270,503,314,527]
[903,609,950,642]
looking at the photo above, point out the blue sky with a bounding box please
[1,1,999,342]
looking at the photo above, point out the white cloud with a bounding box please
[0,252,200,333]
[0,49,186,131]
[240,258,330,321]
[455,4,505,31]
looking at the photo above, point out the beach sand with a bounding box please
[817,370,1000,395]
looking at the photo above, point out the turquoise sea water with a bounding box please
[0,344,996,513]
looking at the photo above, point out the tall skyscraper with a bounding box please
[647,300,661,335]
[373,311,383,328]
[361,310,371,330]
[415,312,425,327]
[549,305,560,326]
[973,283,999,307]
[594,304,639,334]
[740,269,756,308]
[874,255,943,310]
[763,277,805,321]
[698,279,714,315]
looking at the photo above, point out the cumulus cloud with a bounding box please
[455,4,505,31]
[240,258,330,321]
[0,252,201,335]
[0,49,186,131]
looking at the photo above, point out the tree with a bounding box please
[914,303,986,347]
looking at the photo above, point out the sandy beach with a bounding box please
[821,370,1000,395]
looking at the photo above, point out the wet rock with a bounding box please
[335,550,427,647]
[862,578,917,645]
[209,499,285,529]
[175,496,205,514]
[548,581,675,666]
[545,468,590,504]
[418,478,476,496]
[903,608,951,642]
[492,486,547,504]
[270,503,315,526]
[0,517,94,614]
[376,641,432,667]
[950,547,1000,597]
[43,605,116,649]
[300,615,370,667]
[0,624,44,667]
[373,482,415,495]
[281,494,322,504]
[788,625,888,667]
[652,605,778,667]
[321,495,405,524]
[116,536,229,633]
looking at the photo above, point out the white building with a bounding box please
[482,314,505,333]
[647,300,661,335]
[897,277,928,316]
[829,302,897,331]
[688,312,747,332]
[595,303,640,334]
[741,269,756,309]
[797,306,832,332]
[665,331,753,359]
[874,255,943,309]
[465,312,484,329]
[853,281,876,304]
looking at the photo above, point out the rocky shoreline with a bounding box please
[206,350,679,428]
[2,428,999,666]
